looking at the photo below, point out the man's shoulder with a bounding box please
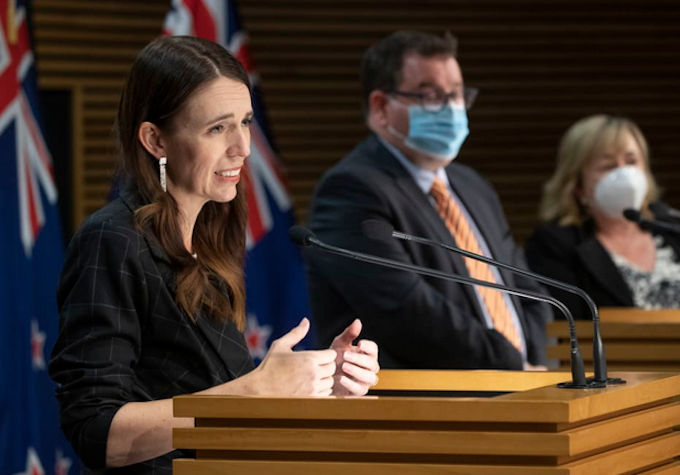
[446,161,494,191]
[334,134,398,169]
[447,160,482,176]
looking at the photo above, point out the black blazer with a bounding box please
[48,191,253,474]
[525,216,680,320]
[305,135,549,370]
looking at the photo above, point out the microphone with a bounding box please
[290,225,598,389]
[649,202,680,221]
[362,219,623,386]
[624,208,680,234]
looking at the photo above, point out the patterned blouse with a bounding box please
[609,236,680,309]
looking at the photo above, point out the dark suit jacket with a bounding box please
[525,215,680,320]
[48,191,253,474]
[305,135,549,370]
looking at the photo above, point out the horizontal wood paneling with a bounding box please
[239,0,680,241]
[33,0,680,243]
[33,0,169,229]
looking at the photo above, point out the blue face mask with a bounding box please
[389,101,470,161]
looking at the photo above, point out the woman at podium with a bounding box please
[526,115,680,319]
[48,36,379,474]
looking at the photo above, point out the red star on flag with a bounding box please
[244,314,272,360]
[55,450,72,475]
[31,319,46,370]
[12,448,45,475]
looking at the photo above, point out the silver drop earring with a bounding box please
[159,156,167,192]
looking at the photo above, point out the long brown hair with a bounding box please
[115,36,249,329]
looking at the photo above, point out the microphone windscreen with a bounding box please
[288,225,315,247]
[623,208,642,223]
[362,220,394,242]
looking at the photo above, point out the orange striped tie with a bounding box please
[430,177,522,350]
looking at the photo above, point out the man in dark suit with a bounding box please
[305,31,549,370]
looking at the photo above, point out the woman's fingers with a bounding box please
[357,339,378,357]
[317,360,337,379]
[271,318,310,351]
[329,338,379,396]
[341,361,378,388]
[337,374,368,396]
[312,349,338,365]
[331,318,362,349]
[261,322,379,398]
[314,375,335,396]
[257,347,340,397]
[342,349,380,373]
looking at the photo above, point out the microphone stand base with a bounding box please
[557,380,606,389]
[588,377,626,385]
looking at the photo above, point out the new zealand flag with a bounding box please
[0,0,76,473]
[163,0,313,361]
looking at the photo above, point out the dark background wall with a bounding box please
[34,0,680,242]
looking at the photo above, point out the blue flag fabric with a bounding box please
[0,0,77,473]
[163,0,314,361]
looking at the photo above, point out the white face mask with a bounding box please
[593,165,648,219]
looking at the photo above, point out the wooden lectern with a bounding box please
[172,370,680,474]
[548,308,680,372]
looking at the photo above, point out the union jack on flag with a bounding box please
[0,0,56,256]
[0,0,77,472]
[163,0,313,360]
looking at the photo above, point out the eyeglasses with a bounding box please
[389,87,479,112]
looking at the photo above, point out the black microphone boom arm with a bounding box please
[392,229,614,384]
[291,226,595,389]
[624,208,680,234]
[362,219,622,386]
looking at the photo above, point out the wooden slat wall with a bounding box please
[34,0,680,242]
[33,0,170,230]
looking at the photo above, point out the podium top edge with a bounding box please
[173,371,680,424]
[598,308,680,322]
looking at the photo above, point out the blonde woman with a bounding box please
[525,115,680,318]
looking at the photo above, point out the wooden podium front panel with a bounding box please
[174,455,680,475]
[173,371,680,475]
[548,308,680,372]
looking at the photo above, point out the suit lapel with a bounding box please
[576,237,634,306]
[377,145,487,322]
[370,136,465,263]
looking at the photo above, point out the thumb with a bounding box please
[271,317,310,351]
[332,318,362,348]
